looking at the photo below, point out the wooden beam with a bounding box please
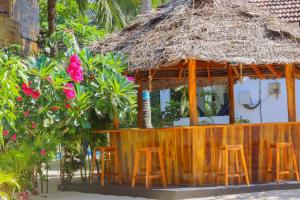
[227,64,235,124]
[207,64,212,83]
[266,64,281,78]
[188,59,198,126]
[285,64,296,122]
[251,64,265,80]
[232,66,240,79]
[137,72,144,128]
[178,65,184,82]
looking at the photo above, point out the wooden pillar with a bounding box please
[188,59,198,126]
[285,64,296,122]
[137,72,144,128]
[227,64,235,124]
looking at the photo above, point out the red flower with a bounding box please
[67,54,83,83]
[17,96,22,102]
[31,90,41,100]
[2,130,9,137]
[32,122,37,129]
[65,103,71,109]
[11,134,17,141]
[40,149,46,156]
[23,110,29,117]
[125,75,135,83]
[51,106,60,111]
[21,83,33,96]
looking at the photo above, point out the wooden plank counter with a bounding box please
[93,122,300,185]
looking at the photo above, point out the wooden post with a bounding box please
[188,59,198,126]
[227,64,235,124]
[137,72,144,128]
[285,64,296,122]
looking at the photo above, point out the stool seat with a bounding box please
[131,147,167,189]
[90,146,122,186]
[267,142,300,183]
[217,145,250,186]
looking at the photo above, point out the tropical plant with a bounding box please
[0,171,20,200]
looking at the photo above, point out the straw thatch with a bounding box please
[90,0,300,72]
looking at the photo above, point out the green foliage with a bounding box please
[152,100,187,127]
[0,171,20,200]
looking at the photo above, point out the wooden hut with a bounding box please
[91,0,300,186]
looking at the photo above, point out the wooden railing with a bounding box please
[0,14,21,48]
[95,122,300,185]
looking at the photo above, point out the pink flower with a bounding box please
[70,54,81,66]
[23,110,29,117]
[40,149,46,156]
[3,130,9,137]
[63,83,76,100]
[17,96,22,102]
[67,55,83,83]
[65,103,71,109]
[21,83,33,96]
[11,134,17,141]
[31,90,41,100]
[32,122,37,129]
[125,76,135,83]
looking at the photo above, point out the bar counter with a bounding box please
[93,122,300,185]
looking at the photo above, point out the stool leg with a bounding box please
[276,145,280,183]
[240,148,250,185]
[267,147,273,182]
[131,151,140,187]
[106,152,111,184]
[158,150,167,187]
[225,148,229,187]
[284,146,289,180]
[90,149,97,184]
[145,150,152,189]
[291,147,300,182]
[101,149,105,186]
[235,151,241,184]
[114,150,122,184]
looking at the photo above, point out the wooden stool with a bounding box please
[131,147,167,189]
[217,145,250,186]
[267,142,300,182]
[89,146,122,186]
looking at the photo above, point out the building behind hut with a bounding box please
[0,0,39,53]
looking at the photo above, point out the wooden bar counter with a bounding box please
[93,122,300,186]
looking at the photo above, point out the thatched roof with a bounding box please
[91,0,300,72]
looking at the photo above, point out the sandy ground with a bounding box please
[30,161,300,200]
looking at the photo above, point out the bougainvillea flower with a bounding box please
[63,83,76,100]
[23,110,29,117]
[40,149,46,156]
[67,55,83,83]
[125,76,135,83]
[31,90,41,100]
[21,83,33,96]
[32,122,37,129]
[3,130,9,137]
[11,134,17,141]
[17,96,22,102]
[65,103,71,109]
[70,54,81,66]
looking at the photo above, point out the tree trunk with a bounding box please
[141,0,151,14]
[47,0,57,57]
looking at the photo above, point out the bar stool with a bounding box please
[89,146,122,186]
[217,145,250,186]
[131,147,167,189]
[267,142,300,182]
